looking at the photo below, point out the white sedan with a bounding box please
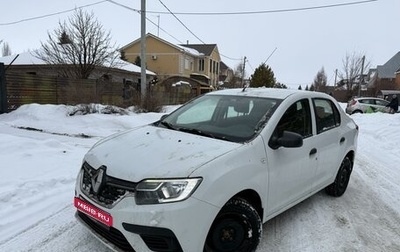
[74,87,359,252]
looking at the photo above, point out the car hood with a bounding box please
[83,125,241,181]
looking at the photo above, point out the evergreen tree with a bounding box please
[134,56,141,67]
[250,63,276,88]
[298,85,302,90]
[274,82,288,89]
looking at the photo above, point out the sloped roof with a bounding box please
[120,33,202,57]
[0,52,44,65]
[179,44,217,56]
[377,51,400,78]
[219,61,229,71]
[0,52,154,75]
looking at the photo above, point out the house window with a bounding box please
[185,57,193,70]
[199,59,204,72]
[213,61,216,74]
[209,59,213,73]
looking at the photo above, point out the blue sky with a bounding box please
[1,0,399,87]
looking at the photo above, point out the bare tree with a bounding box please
[312,67,327,91]
[338,52,370,92]
[224,63,245,88]
[2,42,12,56]
[35,9,118,79]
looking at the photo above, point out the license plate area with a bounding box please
[74,197,113,227]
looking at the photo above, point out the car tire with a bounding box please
[325,156,353,197]
[204,197,262,252]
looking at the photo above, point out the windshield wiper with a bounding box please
[159,121,177,130]
[177,127,227,140]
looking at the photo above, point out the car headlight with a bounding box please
[135,178,202,205]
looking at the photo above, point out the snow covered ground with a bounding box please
[0,103,399,252]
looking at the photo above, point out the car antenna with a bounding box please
[242,82,250,92]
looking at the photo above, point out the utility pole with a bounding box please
[140,0,147,99]
[334,69,338,87]
[0,63,6,114]
[358,55,365,97]
[241,56,246,87]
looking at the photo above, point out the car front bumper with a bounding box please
[74,185,219,252]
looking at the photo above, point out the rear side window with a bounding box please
[359,99,374,104]
[313,99,341,134]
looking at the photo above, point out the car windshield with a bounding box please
[156,94,281,142]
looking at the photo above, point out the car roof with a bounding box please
[356,97,386,100]
[206,87,321,100]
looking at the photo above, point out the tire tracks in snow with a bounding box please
[257,153,400,252]
[0,205,110,252]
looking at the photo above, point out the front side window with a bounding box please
[274,99,312,138]
[313,99,341,134]
[375,99,388,106]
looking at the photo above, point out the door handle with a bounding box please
[309,148,317,156]
[340,137,345,143]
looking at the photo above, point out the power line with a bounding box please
[158,0,205,44]
[155,0,241,61]
[0,0,378,26]
[145,0,378,15]
[0,1,108,26]
[105,0,184,43]
[220,53,242,61]
[156,0,242,61]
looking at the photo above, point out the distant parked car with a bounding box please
[346,97,390,114]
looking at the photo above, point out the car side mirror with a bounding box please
[268,131,303,150]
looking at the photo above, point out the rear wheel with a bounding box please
[325,156,353,197]
[204,198,262,252]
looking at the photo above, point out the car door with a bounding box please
[311,98,343,190]
[374,98,389,112]
[265,99,319,215]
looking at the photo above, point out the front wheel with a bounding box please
[204,198,262,252]
[325,156,353,197]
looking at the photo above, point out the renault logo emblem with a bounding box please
[91,166,106,195]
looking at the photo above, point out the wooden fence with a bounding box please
[4,73,128,112]
[1,72,198,113]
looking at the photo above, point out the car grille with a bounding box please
[81,162,137,208]
[77,211,135,252]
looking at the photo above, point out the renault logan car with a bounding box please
[74,88,358,252]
